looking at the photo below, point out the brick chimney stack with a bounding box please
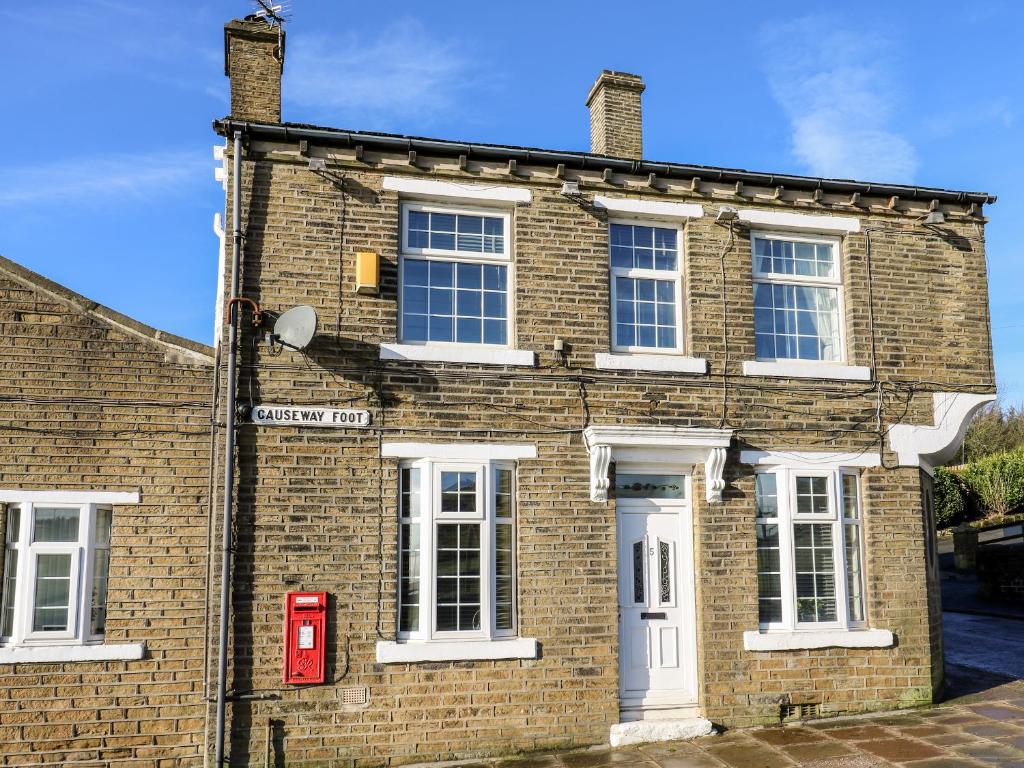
[223,18,285,123]
[586,70,645,160]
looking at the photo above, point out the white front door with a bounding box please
[617,478,697,711]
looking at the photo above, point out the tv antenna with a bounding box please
[248,0,290,26]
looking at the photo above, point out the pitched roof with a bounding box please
[0,254,214,366]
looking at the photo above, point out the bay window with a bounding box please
[398,459,516,641]
[754,468,865,630]
[1,501,112,646]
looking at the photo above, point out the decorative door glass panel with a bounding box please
[616,474,686,500]
[632,541,645,604]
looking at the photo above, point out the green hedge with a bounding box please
[958,448,1024,518]
[934,467,966,528]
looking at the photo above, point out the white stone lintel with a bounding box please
[743,629,893,651]
[740,209,861,234]
[593,196,704,220]
[376,638,538,664]
[381,443,537,461]
[382,176,531,204]
[0,490,141,504]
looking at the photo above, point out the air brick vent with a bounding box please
[340,686,369,706]
[781,702,819,722]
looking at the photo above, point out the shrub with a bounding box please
[958,448,1024,519]
[934,467,966,528]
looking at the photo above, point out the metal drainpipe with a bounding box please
[214,129,243,767]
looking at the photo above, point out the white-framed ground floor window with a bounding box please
[2,501,112,646]
[754,468,865,631]
[398,458,516,641]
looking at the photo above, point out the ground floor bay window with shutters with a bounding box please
[742,460,893,651]
[0,491,144,662]
[376,445,539,663]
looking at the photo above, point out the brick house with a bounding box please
[212,16,997,766]
[0,256,214,765]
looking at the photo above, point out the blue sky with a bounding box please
[3,2,1022,404]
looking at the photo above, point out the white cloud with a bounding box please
[760,17,918,183]
[0,151,207,207]
[284,18,477,125]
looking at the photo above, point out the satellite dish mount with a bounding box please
[268,305,318,352]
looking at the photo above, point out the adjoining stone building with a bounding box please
[0,256,214,766]
[211,16,997,766]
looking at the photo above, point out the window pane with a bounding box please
[440,471,476,514]
[609,224,677,271]
[90,548,110,636]
[94,508,112,546]
[495,468,514,518]
[614,277,677,350]
[406,210,504,254]
[756,524,782,624]
[751,279,840,362]
[401,259,507,345]
[845,523,865,623]
[795,476,829,515]
[793,524,837,623]
[5,506,20,544]
[33,508,80,543]
[495,523,514,631]
[755,237,835,279]
[399,523,420,633]
[632,541,645,603]
[755,474,778,518]
[842,474,860,519]
[435,523,481,632]
[33,553,72,632]
[1,550,17,637]
[615,474,686,499]
[400,467,421,519]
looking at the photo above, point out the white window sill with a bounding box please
[742,360,872,381]
[0,642,146,664]
[376,637,538,663]
[594,353,708,374]
[743,629,893,651]
[380,344,536,367]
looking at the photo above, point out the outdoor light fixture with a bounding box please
[923,211,945,225]
[559,180,581,196]
[308,157,327,172]
[716,205,739,222]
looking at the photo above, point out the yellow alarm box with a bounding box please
[355,251,380,295]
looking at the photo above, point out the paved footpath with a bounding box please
[432,678,1024,768]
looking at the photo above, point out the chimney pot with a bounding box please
[224,18,285,123]
[586,70,645,160]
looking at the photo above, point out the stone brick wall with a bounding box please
[211,139,995,765]
[586,70,645,159]
[0,257,214,767]
[224,19,283,123]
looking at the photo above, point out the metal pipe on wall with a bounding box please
[214,129,243,767]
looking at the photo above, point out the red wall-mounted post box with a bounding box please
[283,591,326,685]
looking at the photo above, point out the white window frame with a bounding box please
[750,230,848,365]
[609,217,686,355]
[398,202,515,349]
[397,457,517,643]
[754,467,866,633]
[2,501,108,647]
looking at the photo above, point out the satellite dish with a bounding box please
[271,305,318,351]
